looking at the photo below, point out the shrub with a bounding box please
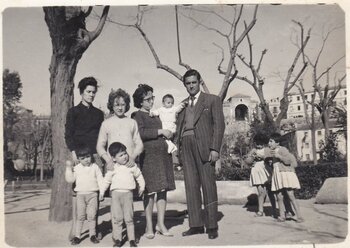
[295,162,347,199]
[174,161,347,200]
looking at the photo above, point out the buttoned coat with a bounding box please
[175,92,225,162]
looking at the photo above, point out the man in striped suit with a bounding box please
[175,69,225,239]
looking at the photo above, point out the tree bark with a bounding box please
[48,57,78,222]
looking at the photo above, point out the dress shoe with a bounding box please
[113,239,122,247]
[182,227,205,236]
[129,240,137,247]
[207,228,218,239]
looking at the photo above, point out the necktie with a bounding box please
[190,96,196,107]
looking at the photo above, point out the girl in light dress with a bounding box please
[268,133,304,223]
[245,134,276,218]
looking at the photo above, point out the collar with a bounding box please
[189,91,201,100]
[78,101,93,109]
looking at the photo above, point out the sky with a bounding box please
[2,2,346,116]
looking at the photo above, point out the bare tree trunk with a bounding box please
[48,57,78,221]
[310,127,317,165]
[323,110,330,139]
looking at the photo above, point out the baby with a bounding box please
[150,94,185,153]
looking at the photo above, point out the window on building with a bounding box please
[306,154,310,160]
[305,143,309,148]
[273,106,278,113]
[306,104,309,110]
[297,105,301,111]
[317,130,322,136]
[305,95,308,100]
[344,99,347,106]
[311,94,314,98]
[297,96,300,101]
[344,90,347,95]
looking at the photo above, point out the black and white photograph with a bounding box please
[2,0,348,247]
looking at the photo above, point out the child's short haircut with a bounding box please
[109,142,127,157]
[269,133,282,143]
[162,94,174,103]
[75,146,91,158]
[253,133,268,146]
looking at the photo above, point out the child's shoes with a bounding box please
[285,212,294,219]
[71,237,80,245]
[130,240,137,247]
[254,211,264,217]
[275,217,286,222]
[90,235,99,244]
[113,239,122,247]
[296,217,305,223]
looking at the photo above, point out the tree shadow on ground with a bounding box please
[243,193,297,219]
[5,191,48,204]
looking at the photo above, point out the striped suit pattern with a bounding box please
[176,92,225,229]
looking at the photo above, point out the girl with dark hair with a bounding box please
[245,133,276,218]
[132,84,175,239]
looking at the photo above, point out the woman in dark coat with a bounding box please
[132,84,175,239]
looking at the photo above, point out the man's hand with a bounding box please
[215,160,221,175]
[208,150,219,163]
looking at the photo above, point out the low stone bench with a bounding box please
[167,180,258,205]
[315,177,348,204]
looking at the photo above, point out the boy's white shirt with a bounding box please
[101,161,145,194]
[65,163,104,194]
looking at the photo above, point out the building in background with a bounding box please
[268,85,347,119]
[223,94,259,134]
[223,85,347,162]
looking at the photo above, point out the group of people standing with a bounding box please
[64,69,225,247]
[245,133,304,223]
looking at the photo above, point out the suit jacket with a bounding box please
[175,92,225,162]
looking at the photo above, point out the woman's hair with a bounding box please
[78,77,98,94]
[162,94,174,103]
[132,84,154,108]
[253,133,269,146]
[107,88,130,113]
[269,132,282,143]
[108,142,127,157]
[75,146,91,158]
[183,69,201,83]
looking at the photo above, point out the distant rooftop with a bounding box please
[227,94,251,101]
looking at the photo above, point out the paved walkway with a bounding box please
[3,189,348,247]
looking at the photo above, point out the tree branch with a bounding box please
[84,7,93,17]
[175,6,191,70]
[88,6,110,43]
